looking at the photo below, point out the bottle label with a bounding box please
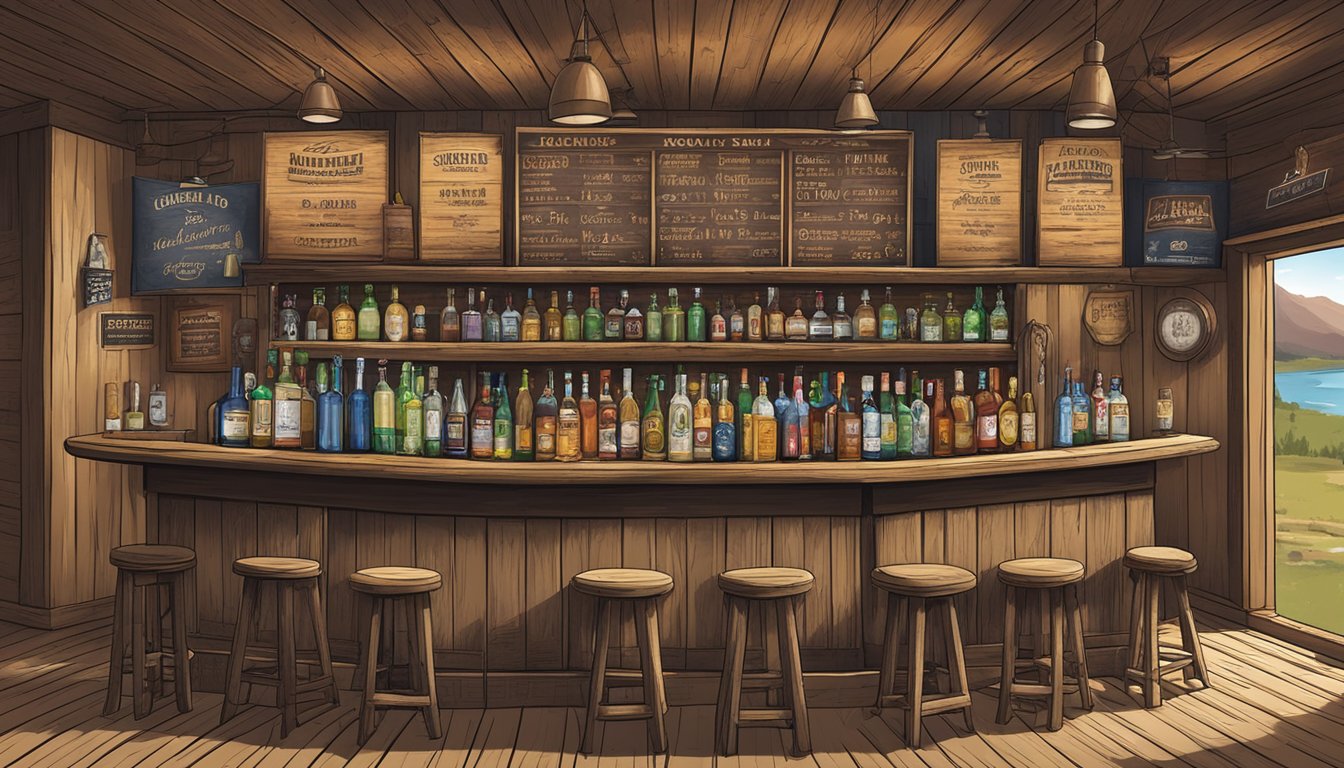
[1021,412,1036,445]
[501,317,520,339]
[880,318,897,338]
[862,412,881,453]
[536,416,556,453]
[999,412,1018,444]
[1072,411,1089,431]
[954,422,974,449]
[598,426,616,456]
[991,324,1009,342]
[558,413,581,458]
[620,420,640,450]
[385,314,404,340]
[921,323,941,342]
[333,316,355,339]
[768,315,784,339]
[977,414,998,442]
[149,395,168,426]
[493,420,511,454]
[281,313,298,340]
[1094,401,1109,437]
[425,410,442,439]
[748,316,761,338]
[840,415,862,458]
[605,317,622,338]
[275,400,301,439]
[643,417,665,453]
[305,320,318,340]
[404,417,423,453]
[935,419,952,452]
[880,413,895,445]
[693,424,712,450]
[446,416,466,445]
[251,401,272,437]
[963,323,980,342]
[755,417,777,461]
[1111,403,1130,438]
[783,422,800,458]
[857,316,876,338]
[471,418,493,453]
[222,411,249,439]
[669,407,691,451]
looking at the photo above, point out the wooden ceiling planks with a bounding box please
[711,0,790,108]
[688,0,734,110]
[867,0,1002,108]
[750,0,842,109]
[791,0,932,111]
[902,0,1049,109]
[651,0,695,109]
[587,0,662,113]
[435,1,553,108]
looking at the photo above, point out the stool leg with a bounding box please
[359,597,383,746]
[1174,575,1210,688]
[221,578,259,724]
[635,599,668,753]
[169,572,192,714]
[1047,588,1065,731]
[582,597,614,755]
[277,583,299,737]
[103,570,131,716]
[1033,589,1049,685]
[415,593,442,739]
[996,586,1018,725]
[1142,574,1161,708]
[874,592,902,712]
[131,581,150,718]
[1126,570,1143,678]
[1065,583,1092,710]
[942,598,974,733]
[716,596,748,757]
[903,597,926,749]
[304,580,340,706]
[776,596,810,756]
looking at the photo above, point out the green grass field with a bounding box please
[1273,401,1344,635]
[1274,356,1344,373]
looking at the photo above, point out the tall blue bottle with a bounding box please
[218,365,250,448]
[712,374,736,462]
[346,356,372,452]
[317,356,344,452]
[1053,366,1074,448]
[775,373,796,459]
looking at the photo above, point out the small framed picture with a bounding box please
[166,295,239,372]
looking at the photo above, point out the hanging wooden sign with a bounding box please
[262,130,388,261]
[936,138,1022,265]
[418,133,504,263]
[1083,289,1134,346]
[1037,137,1123,266]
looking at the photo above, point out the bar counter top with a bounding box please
[66,432,1218,486]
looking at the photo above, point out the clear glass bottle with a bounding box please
[445,377,468,458]
[562,290,581,341]
[710,298,728,342]
[1071,377,1092,446]
[668,373,693,462]
[346,357,371,452]
[423,365,443,458]
[1020,390,1037,452]
[534,369,558,460]
[808,291,832,341]
[272,351,302,449]
[786,297,809,341]
[598,369,618,460]
[962,286,986,342]
[860,375,880,460]
[687,287,707,342]
[904,307,920,340]
[746,291,764,342]
[1091,369,1109,442]
[332,284,356,341]
[483,295,502,342]
[306,288,330,341]
[644,293,663,342]
[618,367,641,459]
[919,294,942,342]
[832,293,853,341]
[384,285,408,342]
[400,363,424,456]
[461,288,483,341]
[728,296,744,342]
[990,286,1010,342]
[278,294,300,341]
[582,287,603,342]
[1054,366,1075,448]
[543,290,563,341]
[774,373,793,458]
[909,373,930,458]
[606,289,628,341]
[793,373,811,460]
[557,371,581,462]
[941,292,962,342]
[663,288,685,341]
[766,287,786,341]
[148,383,169,428]
[879,287,899,340]
[1108,376,1130,442]
[500,292,522,342]
[440,287,460,341]
[521,289,542,341]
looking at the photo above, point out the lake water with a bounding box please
[1277,368,1344,415]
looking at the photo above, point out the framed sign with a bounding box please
[1083,289,1134,346]
[419,133,504,263]
[1037,137,1123,266]
[99,312,156,349]
[1125,179,1226,267]
[166,296,237,372]
[263,130,389,261]
[1156,293,1216,362]
[132,178,260,293]
[936,138,1022,266]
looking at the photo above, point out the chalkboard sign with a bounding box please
[132,178,260,294]
[1124,179,1226,268]
[656,150,782,265]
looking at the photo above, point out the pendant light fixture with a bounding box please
[1066,0,1117,129]
[549,0,611,125]
[834,0,880,129]
[298,66,342,124]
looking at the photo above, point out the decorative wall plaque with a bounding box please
[167,297,237,372]
[419,133,503,263]
[1155,293,1216,362]
[1266,146,1330,209]
[936,138,1022,265]
[1037,137,1123,266]
[1083,289,1134,346]
[82,233,113,307]
[1127,179,1226,267]
[263,130,389,260]
[99,312,156,349]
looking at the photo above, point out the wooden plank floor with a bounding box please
[1,616,1342,767]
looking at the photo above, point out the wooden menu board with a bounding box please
[263,130,388,261]
[788,134,911,265]
[418,133,503,263]
[935,139,1022,266]
[1037,137,1123,266]
[656,149,783,265]
[166,296,236,372]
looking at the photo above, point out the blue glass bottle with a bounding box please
[860,375,881,460]
[775,373,797,459]
[218,365,250,448]
[712,375,737,462]
[317,356,344,452]
[1053,366,1074,448]
[346,356,372,452]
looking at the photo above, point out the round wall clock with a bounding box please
[1155,293,1216,362]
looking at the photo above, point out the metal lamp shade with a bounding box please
[1066,40,1116,129]
[298,68,342,124]
[834,78,879,129]
[549,57,612,125]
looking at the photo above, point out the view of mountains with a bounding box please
[1276,285,1344,360]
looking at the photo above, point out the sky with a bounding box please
[1274,246,1344,304]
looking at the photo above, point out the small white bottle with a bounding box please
[148,384,169,428]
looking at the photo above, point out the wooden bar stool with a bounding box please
[871,564,977,747]
[221,556,339,737]
[351,566,443,746]
[715,567,813,757]
[104,544,195,719]
[995,557,1093,731]
[573,568,673,754]
[1124,546,1211,708]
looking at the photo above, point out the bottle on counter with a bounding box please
[998,375,1019,453]
[583,287,603,342]
[990,287,1010,342]
[384,285,408,342]
[316,360,343,453]
[668,372,693,462]
[296,351,316,450]
[712,374,736,462]
[835,371,861,461]
[598,369,618,460]
[470,372,495,460]
[423,365,443,458]
[357,284,380,341]
[794,372,812,460]
[963,286,986,343]
[942,292,962,342]
[347,357,371,452]
[1054,366,1074,448]
[445,376,468,458]
[808,291,832,341]
[746,291,764,342]
[306,287,330,341]
[832,293,853,341]
[1072,376,1093,446]
[855,289,877,341]
[483,294,501,342]
[579,371,598,459]
[753,376,777,462]
[1091,369,1109,443]
[920,294,942,342]
[501,292,522,342]
[411,305,428,342]
[644,292,662,342]
[1019,388,1037,452]
[879,287,899,340]
[1108,376,1130,442]
[492,372,512,460]
[895,372,913,459]
[514,369,534,461]
[461,288,483,341]
[250,352,275,448]
[618,367,641,459]
[543,290,563,341]
[910,374,930,458]
[148,383,169,428]
[332,285,356,341]
[440,287,460,341]
[278,294,300,341]
[562,290,581,341]
[606,290,628,342]
[878,371,896,460]
[557,371,581,462]
[860,375,881,460]
[736,368,755,461]
[622,293,644,340]
[535,370,558,461]
[949,369,974,456]
[219,367,250,448]
[642,374,667,460]
[372,361,396,455]
[663,288,685,341]
[521,289,543,342]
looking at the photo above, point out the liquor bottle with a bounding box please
[792,373,811,460]
[736,368,755,461]
[950,369,974,456]
[810,371,838,460]
[998,375,1020,452]
[989,287,1010,342]
[514,369,534,460]
[919,294,942,342]
[1071,377,1092,446]
[535,370,558,461]
[904,307,920,340]
[605,290,628,341]
[401,366,424,456]
[384,285,409,342]
[959,287,984,343]
[776,374,797,460]
[809,291,832,341]
[296,351,316,450]
[645,292,663,342]
[493,372,513,460]
[746,291,764,342]
[372,362,396,454]
[932,378,953,458]
[121,381,144,431]
[895,372,913,459]
[752,377,777,462]
[462,288,483,341]
[618,368,641,459]
[306,288,330,341]
[357,284,381,341]
[1155,387,1174,434]
[1054,366,1075,448]
[692,373,713,461]
[445,377,468,458]
[562,290,581,341]
[855,290,877,341]
[712,375,736,462]
[557,372,581,462]
[1019,390,1037,452]
[273,351,302,449]
[521,289,542,341]
[412,305,428,342]
[836,372,861,461]
[642,375,667,460]
[470,373,494,459]
[786,297,809,341]
[394,361,415,453]
[623,294,644,340]
[332,285,356,341]
[879,287,899,340]
[347,357,371,452]
[544,290,563,341]
[910,374,930,458]
[598,369,618,460]
[687,287,706,342]
[878,371,896,460]
[664,288,685,341]
[942,292,962,342]
[500,292,522,342]
[728,296,744,342]
[860,375,881,460]
[832,293,854,341]
[579,371,598,459]
[148,383,169,428]
[1107,376,1130,442]
[710,299,728,342]
[278,294,300,341]
[220,366,251,448]
[483,295,501,342]
[423,365,443,457]
[440,288,460,341]
[1091,370,1109,442]
[583,287,603,342]
[974,368,1003,454]
[668,373,693,462]
[766,288,786,341]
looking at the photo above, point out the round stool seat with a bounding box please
[572,568,673,599]
[872,564,977,597]
[232,556,321,580]
[997,557,1084,588]
[350,566,442,595]
[718,567,814,599]
[110,544,195,573]
[1123,546,1197,575]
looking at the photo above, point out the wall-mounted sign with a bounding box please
[132,178,260,294]
[167,297,237,372]
[936,138,1022,266]
[82,233,113,307]
[1125,179,1226,267]
[1156,293,1217,362]
[263,130,389,260]
[1266,146,1330,209]
[419,133,503,264]
[98,312,155,349]
[1037,137,1123,266]
[1083,290,1134,346]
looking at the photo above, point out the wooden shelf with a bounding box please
[265,340,1018,363]
[244,263,1225,287]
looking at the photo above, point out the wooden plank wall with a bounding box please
[0,131,23,603]
[1227,129,1344,236]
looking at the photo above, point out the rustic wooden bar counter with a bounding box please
[66,433,1218,706]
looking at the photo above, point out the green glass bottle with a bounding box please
[562,290,581,341]
[493,372,513,460]
[582,287,603,342]
[941,292,962,342]
[735,367,754,460]
[879,371,896,460]
[663,287,685,341]
[641,374,666,460]
[962,286,986,342]
[687,287,706,342]
[372,361,396,454]
[395,362,423,456]
[879,286,900,340]
[357,283,380,341]
[645,292,663,342]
